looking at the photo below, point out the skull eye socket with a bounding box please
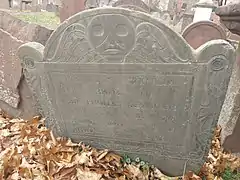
[115,24,128,36]
[92,24,104,36]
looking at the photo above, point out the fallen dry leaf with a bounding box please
[0,114,239,180]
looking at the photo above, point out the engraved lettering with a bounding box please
[73,127,95,134]
[86,99,121,107]
[96,88,120,96]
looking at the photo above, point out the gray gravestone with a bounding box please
[18,8,235,176]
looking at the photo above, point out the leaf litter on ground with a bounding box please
[0,111,239,180]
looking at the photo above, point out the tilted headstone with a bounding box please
[215,0,240,155]
[18,8,235,176]
[182,21,227,49]
[218,43,240,154]
[0,10,53,118]
[218,61,240,153]
[0,29,23,108]
[112,0,150,13]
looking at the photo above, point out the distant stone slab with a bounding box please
[18,8,235,176]
[112,0,150,13]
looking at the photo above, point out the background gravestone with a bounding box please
[18,8,235,176]
[0,30,23,108]
[182,21,227,49]
[112,0,150,13]
[215,3,240,154]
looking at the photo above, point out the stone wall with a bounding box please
[0,10,53,119]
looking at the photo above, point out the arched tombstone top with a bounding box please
[182,21,227,49]
[44,7,194,63]
[18,7,235,176]
[112,0,150,13]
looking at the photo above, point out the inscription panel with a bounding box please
[44,64,196,158]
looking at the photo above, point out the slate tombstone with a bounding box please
[18,8,235,176]
[182,21,227,49]
[112,0,150,13]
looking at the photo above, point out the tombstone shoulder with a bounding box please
[18,42,44,69]
[196,39,235,67]
[17,42,45,117]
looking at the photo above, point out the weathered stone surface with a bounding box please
[182,21,227,49]
[215,2,240,154]
[0,10,53,118]
[218,41,240,153]
[0,29,23,108]
[0,29,37,119]
[112,0,150,13]
[18,8,235,176]
[0,75,38,119]
[218,60,240,153]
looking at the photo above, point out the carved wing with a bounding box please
[125,22,191,63]
[47,23,93,63]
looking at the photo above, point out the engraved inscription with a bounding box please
[49,70,193,146]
